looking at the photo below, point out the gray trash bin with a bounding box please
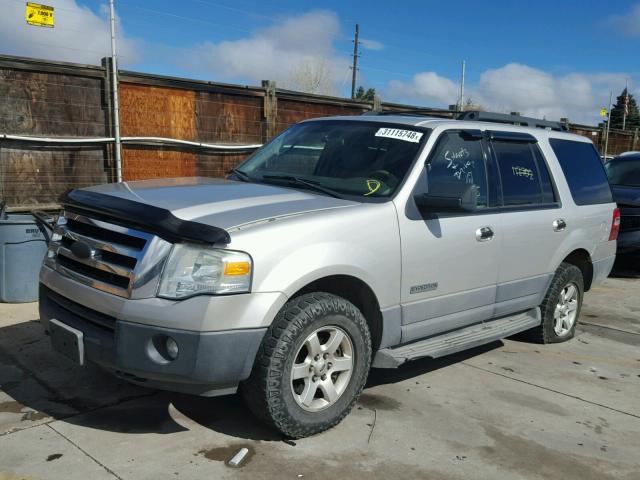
[0,213,49,303]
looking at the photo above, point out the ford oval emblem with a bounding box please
[70,241,94,260]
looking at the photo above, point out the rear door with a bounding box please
[397,129,502,343]
[489,132,564,317]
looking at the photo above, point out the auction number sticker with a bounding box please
[375,128,423,143]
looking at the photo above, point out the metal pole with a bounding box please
[108,0,122,183]
[623,79,628,131]
[459,60,466,110]
[351,24,359,99]
[604,91,613,162]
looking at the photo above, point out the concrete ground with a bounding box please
[1,278,639,480]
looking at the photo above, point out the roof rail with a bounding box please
[458,111,567,131]
[360,110,444,118]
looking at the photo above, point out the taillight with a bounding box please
[609,208,621,241]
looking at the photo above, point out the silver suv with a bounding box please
[39,112,619,438]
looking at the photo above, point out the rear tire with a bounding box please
[241,292,371,438]
[521,262,584,344]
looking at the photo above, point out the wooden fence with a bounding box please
[0,53,637,210]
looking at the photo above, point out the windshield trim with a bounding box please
[234,119,432,203]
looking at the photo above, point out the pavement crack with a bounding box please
[47,423,123,480]
[462,362,640,420]
[580,322,640,336]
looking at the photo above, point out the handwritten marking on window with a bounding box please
[512,166,535,180]
[364,179,381,196]
[444,148,474,183]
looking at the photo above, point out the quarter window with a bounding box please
[427,131,488,208]
[549,139,613,205]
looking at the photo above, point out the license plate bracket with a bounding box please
[49,319,85,366]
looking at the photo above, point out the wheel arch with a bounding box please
[561,249,594,291]
[292,274,384,351]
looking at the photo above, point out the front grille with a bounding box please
[57,255,131,289]
[620,215,640,232]
[49,210,157,298]
[42,285,117,333]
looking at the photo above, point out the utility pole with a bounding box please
[108,0,122,183]
[350,24,360,99]
[459,60,466,111]
[623,79,628,131]
[604,91,613,161]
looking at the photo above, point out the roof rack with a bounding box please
[458,111,567,131]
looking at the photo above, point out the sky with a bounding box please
[1,0,639,124]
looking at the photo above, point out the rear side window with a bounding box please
[492,141,554,206]
[532,146,557,204]
[549,139,613,205]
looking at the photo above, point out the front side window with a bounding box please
[426,131,488,208]
[237,120,429,200]
[549,139,613,205]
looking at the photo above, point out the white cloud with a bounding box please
[387,72,459,105]
[606,4,640,37]
[385,63,631,124]
[185,10,350,94]
[0,0,139,65]
[360,38,384,51]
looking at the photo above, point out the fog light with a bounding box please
[166,337,179,360]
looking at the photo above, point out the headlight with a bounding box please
[158,244,252,299]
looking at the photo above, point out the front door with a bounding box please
[397,129,501,343]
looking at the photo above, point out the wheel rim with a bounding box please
[290,326,354,412]
[553,282,579,336]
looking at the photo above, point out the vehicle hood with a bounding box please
[83,177,359,230]
[612,185,640,207]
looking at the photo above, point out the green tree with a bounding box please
[354,86,376,101]
[610,88,640,130]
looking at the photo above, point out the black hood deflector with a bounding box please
[62,189,231,245]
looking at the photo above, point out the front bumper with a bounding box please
[38,266,285,396]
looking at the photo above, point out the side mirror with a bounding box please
[414,182,478,213]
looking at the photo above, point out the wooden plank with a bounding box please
[120,83,196,138]
[122,146,196,181]
[0,144,109,207]
[196,152,248,179]
[195,90,263,144]
[275,99,363,136]
[120,83,197,180]
[0,68,107,137]
[0,67,109,207]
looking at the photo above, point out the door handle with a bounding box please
[553,219,567,232]
[475,226,494,242]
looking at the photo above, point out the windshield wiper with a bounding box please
[228,168,251,182]
[261,174,344,199]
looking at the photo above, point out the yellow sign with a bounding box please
[600,107,607,118]
[26,2,54,28]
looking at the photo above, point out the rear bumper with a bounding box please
[617,230,640,255]
[38,275,270,396]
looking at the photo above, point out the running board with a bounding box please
[372,308,541,368]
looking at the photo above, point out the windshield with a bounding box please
[605,157,640,187]
[236,120,429,199]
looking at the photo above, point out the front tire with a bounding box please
[242,292,372,438]
[522,262,584,343]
